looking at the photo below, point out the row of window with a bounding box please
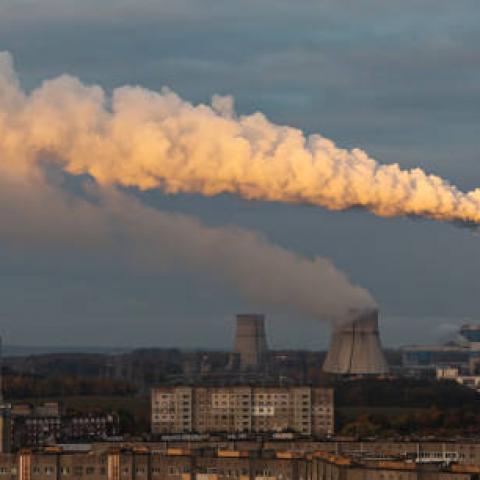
[32,466,105,476]
[0,465,296,479]
[0,467,15,475]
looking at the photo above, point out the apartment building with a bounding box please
[151,386,334,437]
[12,413,119,448]
[2,445,478,480]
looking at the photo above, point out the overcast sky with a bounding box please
[0,0,479,349]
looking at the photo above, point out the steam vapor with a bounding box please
[0,52,375,323]
[0,161,374,322]
[1,52,479,225]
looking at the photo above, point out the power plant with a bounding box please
[233,314,268,369]
[323,308,389,375]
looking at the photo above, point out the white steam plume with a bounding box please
[1,52,480,224]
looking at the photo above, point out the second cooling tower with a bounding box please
[323,308,389,375]
[234,314,268,369]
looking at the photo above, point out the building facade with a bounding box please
[11,405,119,448]
[151,386,334,437]
[0,445,477,480]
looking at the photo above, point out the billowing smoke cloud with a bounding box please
[0,51,374,322]
[1,52,480,224]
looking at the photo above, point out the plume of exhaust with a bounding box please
[1,52,480,225]
[0,149,374,323]
[104,189,376,321]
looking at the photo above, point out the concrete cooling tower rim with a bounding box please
[323,309,389,375]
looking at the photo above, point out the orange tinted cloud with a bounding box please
[1,52,479,225]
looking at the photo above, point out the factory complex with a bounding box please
[401,324,480,390]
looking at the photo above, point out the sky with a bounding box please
[0,0,480,349]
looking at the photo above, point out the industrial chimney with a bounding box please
[234,314,268,369]
[323,308,389,375]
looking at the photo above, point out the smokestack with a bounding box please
[234,314,268,369]
[323,309,389,375]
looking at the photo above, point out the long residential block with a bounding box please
[151,386,334,437]
[1,446,478,480]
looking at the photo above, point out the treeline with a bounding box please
[335,377,480,437]
[3,373,137,398]
[339,406,480,437]
[335,377,479,409]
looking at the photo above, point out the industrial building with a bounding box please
[323,309,389,375]
[234,314,268,370]
[401,323,480,376]
[151,386,334,437]
[436,364,480,392]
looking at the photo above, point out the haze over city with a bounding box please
[1,0,480,350]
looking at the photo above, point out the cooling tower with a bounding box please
[234,314,268,369]
[323,309,389,375]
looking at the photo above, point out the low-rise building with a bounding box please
[12,409,119,447]
[0,445,476,480]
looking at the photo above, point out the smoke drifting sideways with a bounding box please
[1,52,480,225]
[0,53,374,323]
[0,164,374,323]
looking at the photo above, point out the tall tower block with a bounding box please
[323,309,389,375]
[234,314,268,369]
